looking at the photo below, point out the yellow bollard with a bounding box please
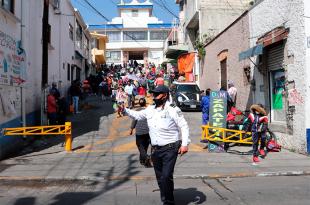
[65,122,72,152]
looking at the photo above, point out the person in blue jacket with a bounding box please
[201,88,211,125]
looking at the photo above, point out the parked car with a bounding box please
[170,81,203,111]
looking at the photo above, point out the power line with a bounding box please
[82,0,152,47]
[153,0,179,19]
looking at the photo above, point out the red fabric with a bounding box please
[47,95,57,113]
[177,53,195,75]
[155,77,164,86]
[138,86,146,96]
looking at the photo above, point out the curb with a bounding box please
[0,170,310,183]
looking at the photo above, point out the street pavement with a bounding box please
[0,95,310,205]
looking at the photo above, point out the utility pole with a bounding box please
[42,0,49,88]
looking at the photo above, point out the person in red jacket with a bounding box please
[47,90,57,125]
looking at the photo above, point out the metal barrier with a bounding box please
[2,122,72,152]
[201,124,253,145]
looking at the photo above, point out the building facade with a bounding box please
[199,0,310,153]
[200,11,252,111]
[0,0,91,159]
[89,0,172,67]
[173,0,252,85]
[248,0,308,153]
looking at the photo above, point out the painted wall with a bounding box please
[0,0,90,159]
[249,0,307,152]
[304,0,310,152]
[0,0,42,159]
[201,12,252,111]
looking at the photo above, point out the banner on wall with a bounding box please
[0,30,27,86]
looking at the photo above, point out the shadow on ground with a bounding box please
[11,154,142,205]
[5,96,115,160]
[174,187,207,204]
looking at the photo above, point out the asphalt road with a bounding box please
[1,97,310,205]
[0,176,309,205]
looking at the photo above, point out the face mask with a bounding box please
[153,98,164,107]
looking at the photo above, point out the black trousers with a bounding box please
[252,132,266,157]
[136,133,150,164]
[151,142,180,205]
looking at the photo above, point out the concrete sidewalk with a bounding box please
[0,95,309,182]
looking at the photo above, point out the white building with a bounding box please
[246,0,310,153]
[89,0,172,67]
[0,0,91,159]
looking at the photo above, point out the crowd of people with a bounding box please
[46,62,177,125]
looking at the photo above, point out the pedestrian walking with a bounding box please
[124,80,135,109]
[47,90,57,125]
[124,85,190,205]
[115,87,127,117]
[248,104,268,164]
[130,98,152,167]
[69,80,82,114]
[228,81,237,106]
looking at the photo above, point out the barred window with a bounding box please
[123,31,147,41]
[106,31,121,42]
[150,31,169,40]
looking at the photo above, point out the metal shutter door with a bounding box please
[267,43,284,71]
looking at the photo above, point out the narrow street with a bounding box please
[0,96,309,205]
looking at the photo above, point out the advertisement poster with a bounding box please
[0,30,27,86]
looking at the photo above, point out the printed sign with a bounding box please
[208,91,227,153]
[209,91,227,128]
[0,30,27,86]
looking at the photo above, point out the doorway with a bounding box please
[220,59,227,89]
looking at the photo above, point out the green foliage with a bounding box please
[194,33,214,59]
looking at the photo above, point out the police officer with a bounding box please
[124,85,190,205]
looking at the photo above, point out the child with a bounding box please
[115,87,127,117]
[248,104,268,163]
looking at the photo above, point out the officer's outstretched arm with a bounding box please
[170,107,190,147]
[124,108,147,121]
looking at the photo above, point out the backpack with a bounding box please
[266,130,281,152]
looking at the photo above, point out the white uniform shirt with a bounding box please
[125,101,190,147]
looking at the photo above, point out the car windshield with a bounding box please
[177,84,200,93]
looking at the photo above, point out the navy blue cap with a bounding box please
[150,85,170,93]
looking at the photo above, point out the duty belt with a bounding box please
[152,140,181,150]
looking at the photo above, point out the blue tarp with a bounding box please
[239,44,263,61]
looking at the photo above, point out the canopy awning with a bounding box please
[164,45,189,59]
[239,44,263,61]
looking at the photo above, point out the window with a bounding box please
[47,24,51,44]
[1,0,14,13]
[132,9,138,17]
[51,0,60,9]
[83,35,88,56]
[150,31,169,40]
[76,21,82,49]
[106,51,121,62]
[67,64,70,81]
[106,31,121,42]
[69,24,73,40]
[123,31,147,41]
[71,65,74,81]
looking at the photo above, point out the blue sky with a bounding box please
[71,0,179,25]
